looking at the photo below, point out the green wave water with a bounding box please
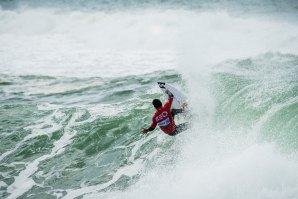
[0,70,182,198]
[1,53,297,198]
[213,53,298,150]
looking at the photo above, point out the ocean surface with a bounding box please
[0,0,298,198]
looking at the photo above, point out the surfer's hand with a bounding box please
[141,128,148,134]
[165,89,173,97]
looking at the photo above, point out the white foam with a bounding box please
[95,142,298,199]
[0,9,178,77]
[0,179,7,187]
[1,9,298,78]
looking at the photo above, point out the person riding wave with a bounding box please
[142,89,189,136]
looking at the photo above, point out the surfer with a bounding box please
[141,89,189,136]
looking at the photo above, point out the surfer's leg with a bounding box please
[169,122,190,136]
[171,109,184,119]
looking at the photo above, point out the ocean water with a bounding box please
[0,1,298,199]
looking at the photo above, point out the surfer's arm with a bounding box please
[165,89,174,97]
[164,93,174,109]
[141,127,155,134]
[142,118,157,134]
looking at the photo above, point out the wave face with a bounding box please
[0,1,298,199]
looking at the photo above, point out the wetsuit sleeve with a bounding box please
[164,96,174,110]
[149,117,157,131]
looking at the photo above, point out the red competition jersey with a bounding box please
[150,96,176,134]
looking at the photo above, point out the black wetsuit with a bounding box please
[168,109,190,136]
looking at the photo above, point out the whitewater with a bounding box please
[0,1,298,199]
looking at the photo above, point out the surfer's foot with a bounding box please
[182,102,188,111]
[171,108,183,117]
